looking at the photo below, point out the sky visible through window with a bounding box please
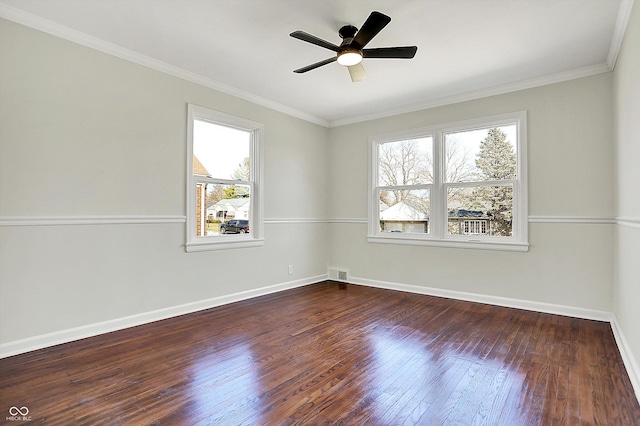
[449,125,517,153]
[193,120,250,180]
[445,125,517,181]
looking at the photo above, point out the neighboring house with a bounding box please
[193,155,210,237]
[447,208,491,236]
[379,201,429,233]
[207,197,250,222]
[379,201,493,236]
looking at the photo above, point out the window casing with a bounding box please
[186,104,263,252]
[368,111,528,252]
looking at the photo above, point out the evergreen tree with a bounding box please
[472,128,516,236]
[231,157,250,181]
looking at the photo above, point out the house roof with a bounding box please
[448,209,488,219]
[193,155,210,177]
[379,201,490,220]
[209,198,250,210]
[379,202,428,221]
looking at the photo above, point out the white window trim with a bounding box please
[185,104,264,252]
[368,111,528,252]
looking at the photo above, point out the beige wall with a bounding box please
[327,73,615,311]
[613,1,640,382]
[0,18,329,344]
[0,6,636,381]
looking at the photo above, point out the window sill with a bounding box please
[367,235,529,252]
[185,238,265,252]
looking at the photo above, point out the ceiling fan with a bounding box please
[290,11,417,82]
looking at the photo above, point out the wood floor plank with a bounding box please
[1,281,639,425]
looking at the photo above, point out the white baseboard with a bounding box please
[610,314,640,402]
[349,276,611,321]
[3,274,638,405]
[0,274,327,359]
[348,275,639,403]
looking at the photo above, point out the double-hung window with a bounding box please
[369,111,528,251]
[186,104,263,252]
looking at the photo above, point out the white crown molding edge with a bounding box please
[610,313,640,402]
[0,3,330,128]
[1,3,627,131]
[329,63,613,127]
[608,0,636,69]
[0,274,327,359]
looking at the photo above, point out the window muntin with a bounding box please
[369,112,527,251]
[186,104,263,252]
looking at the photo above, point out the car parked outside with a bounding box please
[220,219,250,234]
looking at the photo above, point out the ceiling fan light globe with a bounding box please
[337,51,363,66]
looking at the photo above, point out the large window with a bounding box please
[369,111,528,251]
[186,104,263,252]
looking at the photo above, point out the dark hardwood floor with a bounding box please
[1,281,639,425]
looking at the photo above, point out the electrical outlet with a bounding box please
[288,265,294,275]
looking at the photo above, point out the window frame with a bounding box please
[368,111,528,252]
[185,104,264,252]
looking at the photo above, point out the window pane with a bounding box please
[447,185,513,237]
[378,137,433,186]
[379,189,429,234]
[195,183,250,237]
[444,125,516,182]
[193,119,250,180]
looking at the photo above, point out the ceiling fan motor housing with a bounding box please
[339,25,358,41]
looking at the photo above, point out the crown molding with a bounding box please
[2,1,630,130]
[329,62,613,127]
[608,0,636,69]
[0,4,330,128]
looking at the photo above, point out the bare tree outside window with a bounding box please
[369,112,527,250]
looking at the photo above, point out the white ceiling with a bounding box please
[0,0,631,127]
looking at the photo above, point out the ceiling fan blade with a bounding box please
[290,30,340,52]
[351,11,391,49]
[363,46,418,59]
[293,57,337,73]
[347,63,367,82]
